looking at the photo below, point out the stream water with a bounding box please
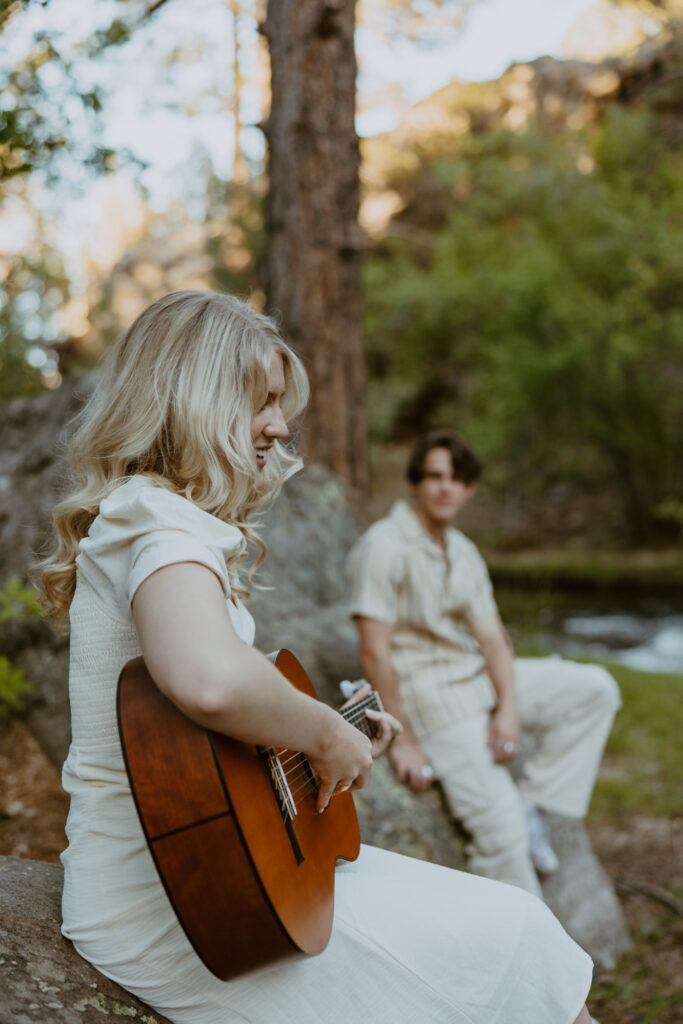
[502,598,683,675]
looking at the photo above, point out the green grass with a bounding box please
[590,663,683,823]
[593,966,683,1024]
[585,660,683,1023]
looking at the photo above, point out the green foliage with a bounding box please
[365,104,683,540]
[0,655,31,714]
[0,577,43,622]
[0,579,40,716]
[0,244,70,399]
[205,177,265,298]
[0,0,146,399]
[489,548,683,595]
[655,498,683,539]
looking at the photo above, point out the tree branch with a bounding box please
[144,0,173,19]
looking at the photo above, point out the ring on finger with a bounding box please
[502,741,517,755]
[335,780,352,793]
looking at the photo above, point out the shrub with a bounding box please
[0,656,31,714]
[0,577,41,716]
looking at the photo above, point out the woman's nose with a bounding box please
[265,406,289,439]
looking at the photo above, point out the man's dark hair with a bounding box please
[406,430,483,485]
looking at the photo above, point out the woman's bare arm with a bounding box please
[132,562,372,811]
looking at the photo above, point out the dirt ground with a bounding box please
[1,716,681,1023]
[0,716,69,864]
[588,817,683,1024]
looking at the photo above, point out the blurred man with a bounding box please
[347,430,621,896]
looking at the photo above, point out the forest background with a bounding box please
[1,2,682,1022]
[2,0,683,550]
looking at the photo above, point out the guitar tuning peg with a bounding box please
[339,679,366,699]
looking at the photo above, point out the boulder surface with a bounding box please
[0,856,170,1023]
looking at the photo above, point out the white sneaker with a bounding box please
[522,799,560,875]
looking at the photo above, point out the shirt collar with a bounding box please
[389,499,451,557]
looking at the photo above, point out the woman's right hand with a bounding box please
[308,713,373,814]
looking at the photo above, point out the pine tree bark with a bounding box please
[261,0,368,492]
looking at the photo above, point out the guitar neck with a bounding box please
[339,690,384,739]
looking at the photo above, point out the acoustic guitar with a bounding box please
[116,650,381,981]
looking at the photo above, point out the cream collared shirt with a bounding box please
[347,500,497,738]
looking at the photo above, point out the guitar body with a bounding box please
[116,650,361,981]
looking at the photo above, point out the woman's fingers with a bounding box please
[316,779,337,813]
[315,768,369,813]
[312,722,373,813]
[365,708,403,758]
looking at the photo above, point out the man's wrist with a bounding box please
[494,690,517,712]
[391,729,419,749]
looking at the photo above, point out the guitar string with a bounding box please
[276,702,376,776]
[268,695,381,806]
[279,725,377,803]
[275,698,377,773]
[281,750,367,799]
[277,726,374,803]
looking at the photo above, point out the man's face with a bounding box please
[411,447,477,529]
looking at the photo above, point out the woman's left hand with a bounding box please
[341,683,403,759]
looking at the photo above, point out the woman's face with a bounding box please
[250,351,289,472]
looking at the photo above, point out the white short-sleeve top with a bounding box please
[61,476,257,946]
[66,476,255,754]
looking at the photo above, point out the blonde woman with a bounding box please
[41,291,596,1024]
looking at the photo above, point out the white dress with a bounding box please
[61,477,593,1024]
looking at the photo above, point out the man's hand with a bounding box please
[389,734,435,793]
[487,702,520,764]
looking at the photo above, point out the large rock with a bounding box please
[0,376,89,581]
[542,811,630,971]
[0,377,86,766]
[248,463,364,703]
[0,855,170,1023]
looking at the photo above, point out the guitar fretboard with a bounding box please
[339,692,383,739]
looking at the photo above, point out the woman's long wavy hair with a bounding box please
[40,290,309,633]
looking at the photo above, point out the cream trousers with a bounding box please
[420,656,622,896]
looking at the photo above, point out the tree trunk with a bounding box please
[229,0,248,185]
[261,0,368,493]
